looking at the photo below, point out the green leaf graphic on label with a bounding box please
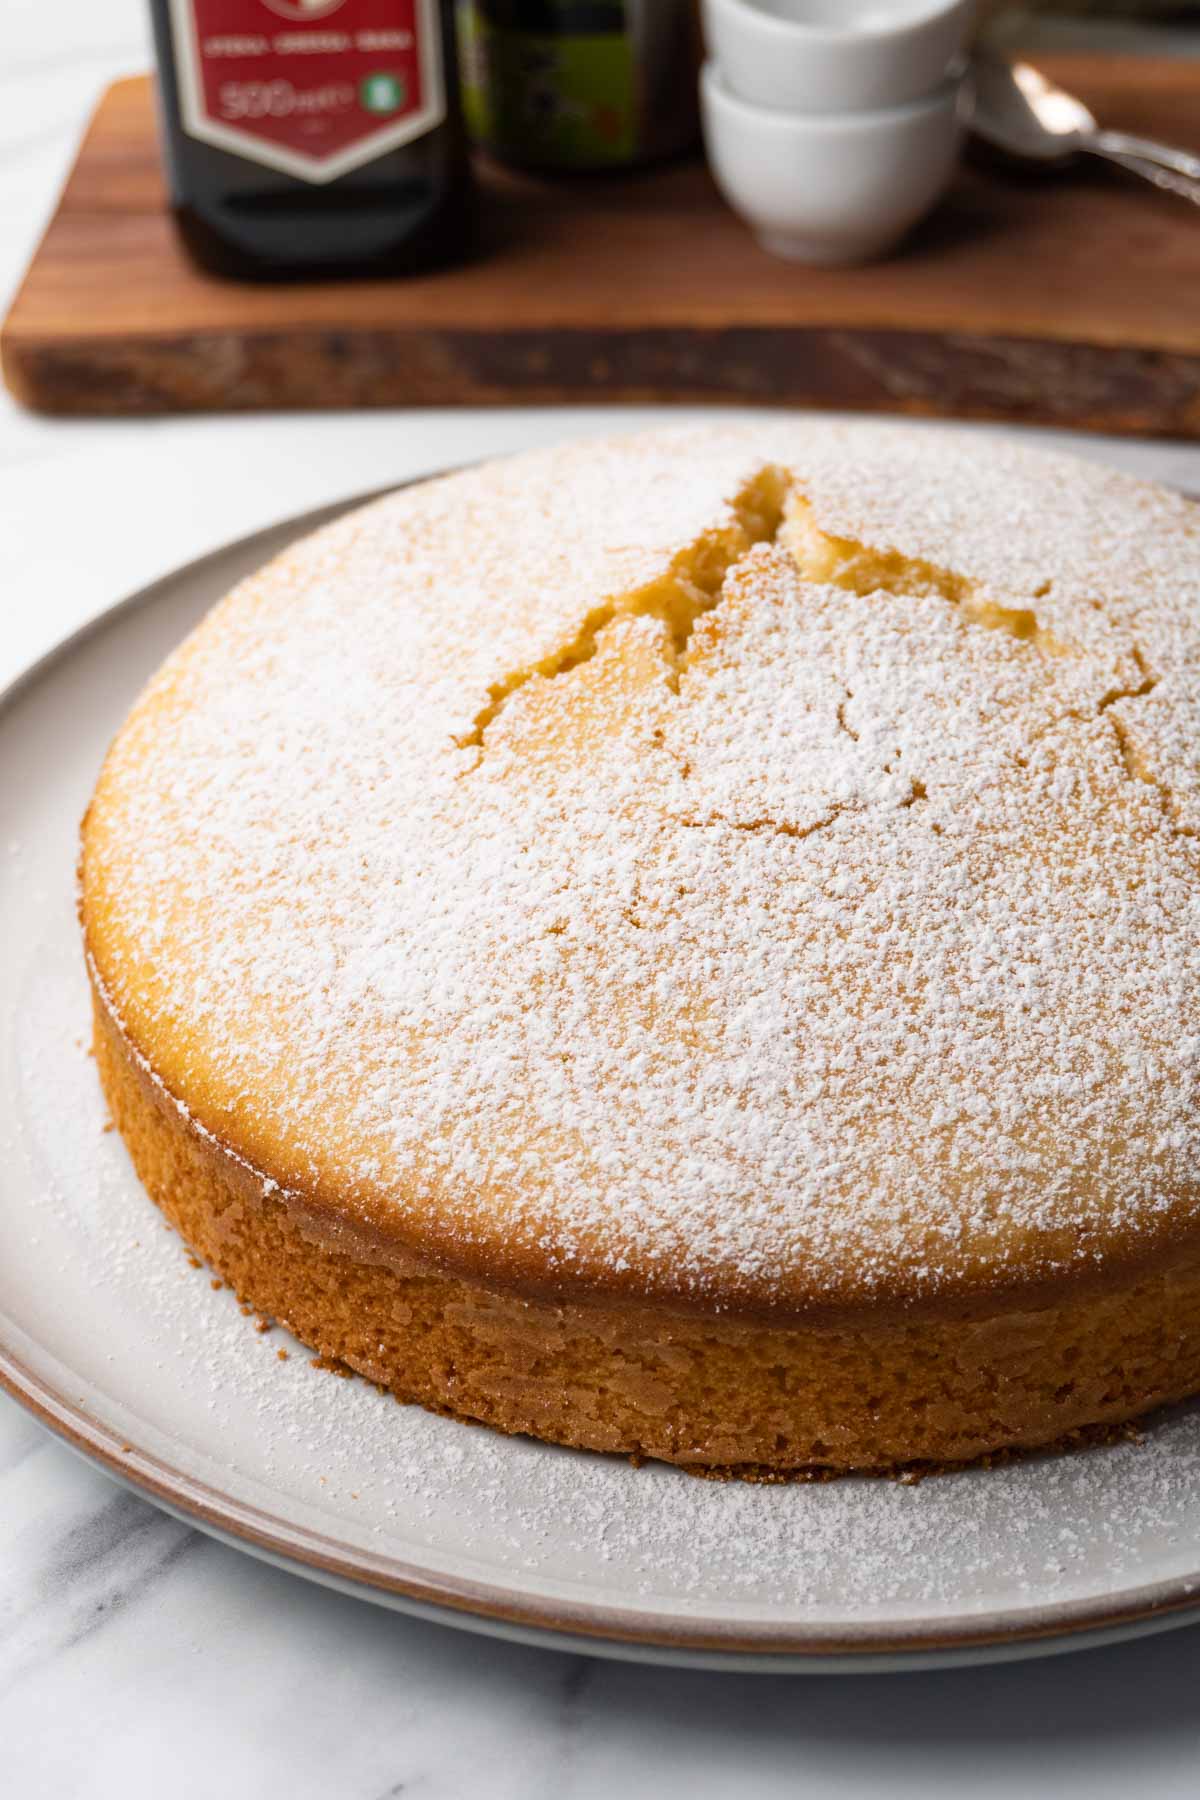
[360,71,407,114]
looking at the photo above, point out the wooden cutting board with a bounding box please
[5,60,1200,430]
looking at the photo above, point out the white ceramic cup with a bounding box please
[703,0,975,114]
[700,61,965,264]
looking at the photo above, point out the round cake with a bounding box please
[80,423,1200,1475]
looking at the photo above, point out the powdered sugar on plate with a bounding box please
[9,945,1200,1624]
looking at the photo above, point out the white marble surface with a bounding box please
[6,5,1200,1794]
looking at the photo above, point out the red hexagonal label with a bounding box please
[168,0,445,183]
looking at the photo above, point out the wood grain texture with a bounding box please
[4,62,1200,426]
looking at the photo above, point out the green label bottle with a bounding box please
[456,0,698,172]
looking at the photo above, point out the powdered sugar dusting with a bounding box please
[82,424,1200,1309]
[10,971,1200,1626]
[7,462,1200,1644]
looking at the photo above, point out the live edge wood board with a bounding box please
[5,59,1200,430]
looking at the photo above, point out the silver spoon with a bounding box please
[969,52,1200,208]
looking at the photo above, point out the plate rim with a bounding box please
[5,480,1200,1669]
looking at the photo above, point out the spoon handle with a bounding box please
[1089,130,1200,183]
[1101,149,1200,210]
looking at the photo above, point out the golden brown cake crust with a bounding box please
[79,424,1200,1471]
[91,977,1200,1473]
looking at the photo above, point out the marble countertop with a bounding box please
[5,5,1200,1794]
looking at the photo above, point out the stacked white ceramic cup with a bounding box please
[701,0,976,264]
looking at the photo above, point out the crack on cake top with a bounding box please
[81,425,1200,1307]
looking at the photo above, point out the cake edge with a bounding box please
[89,968,1200,1475]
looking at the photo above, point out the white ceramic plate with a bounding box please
[5,489,1200,1675]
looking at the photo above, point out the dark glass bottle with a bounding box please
[148,0,472,280]
[456,0,699,173]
